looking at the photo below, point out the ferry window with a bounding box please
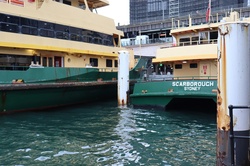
[180,38,190,46]
[190,63,198,68]
[191,37,199,45]
[70,27,82,41]
[115,60,118,67]
[16,56,32,66]
[175,64,182,69]
[55,24,69,39]
[20,18,38,35]
[0,14,6,22]
[90,58,98,67]
[48,57,53,67]
[39,21,54,30]
[107,36,114,46]
[106,59,112,67]
[158,64,164,74]
[3,15,19,25]
[32,55,40,64]
[63,0,71,5]
[93,37,102,44]
[20,18,38,27]
[83,29,92,36]
[83,35,92,43]
[82,36,87,42]
[55,24,68,32]
[0,23,19,33]
[42,57,47,67]
[55,31,68,39]
[167,65,173,74]
[210,31,218,40]
[0,54,32,70]
[92,32,101,39]
[103,39,111,46]
[70,34,82,41]
[70,27,81,34]
[40,29,55,38]
[21,26,38,35]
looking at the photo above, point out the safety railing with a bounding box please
[146,75,217,81]
[98,68,118,72]
[0,66,29,71]
[177,39,218,46]
[228,105,250,166]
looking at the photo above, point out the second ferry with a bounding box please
[130,12,245,109]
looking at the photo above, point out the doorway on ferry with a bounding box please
[54,56,62,67]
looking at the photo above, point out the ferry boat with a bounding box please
[0,0,147,113]
[130,12,242,109]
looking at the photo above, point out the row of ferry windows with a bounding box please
[41,57,117,67]
[175,63,198,69]
[0,55,118,69]
[157,63,198,70]
[89,58,118,68]
[0,13,113,46]
[42,58,117,67]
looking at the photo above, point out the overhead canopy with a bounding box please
[153,54,216,63]
[87,0,109,8]
[153,44,217,63]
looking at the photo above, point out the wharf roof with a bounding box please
[87,0,109,8]
[170,23,220,36]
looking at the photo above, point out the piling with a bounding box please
[117,50,129,106]
[217,21,250,165]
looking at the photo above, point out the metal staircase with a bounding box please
[169,0,179,18]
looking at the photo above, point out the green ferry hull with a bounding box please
[0,82,117,113]
[130,80,217,108]
[0,57,148,113]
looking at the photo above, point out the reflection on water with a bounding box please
[0,101,216,165]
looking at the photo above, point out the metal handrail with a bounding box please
[173,75,217,80]
[145,75,217,82]
[177,39,218,46]
[0,66,29,71]
[228,105,250,166]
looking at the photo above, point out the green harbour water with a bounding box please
[0,100,216,165]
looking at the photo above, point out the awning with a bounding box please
[153,54,216,63]
[87,0,109,8]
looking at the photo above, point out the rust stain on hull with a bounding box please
[217,31,230,131]
[217,25,231,165]
[216,130,231,166]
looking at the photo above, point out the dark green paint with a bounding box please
[130,79,217,107]
[0,57,150,112]
[0,83,117,112]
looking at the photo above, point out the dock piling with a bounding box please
[217,22,250,165]
[118,51,130,106]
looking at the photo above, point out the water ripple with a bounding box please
[0,101,216,165]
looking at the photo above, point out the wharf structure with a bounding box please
[118,0,250,45]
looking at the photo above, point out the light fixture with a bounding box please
[182,61,187,64]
